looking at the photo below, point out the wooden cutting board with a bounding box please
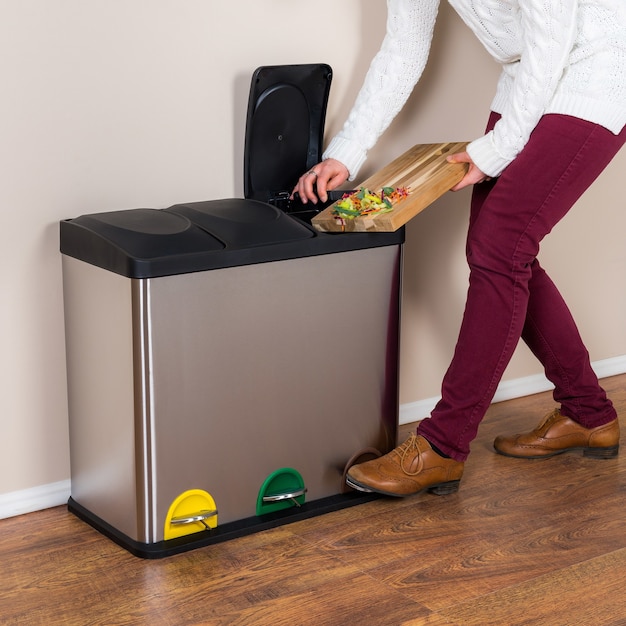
[311,141,469,233]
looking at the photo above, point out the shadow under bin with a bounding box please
[60,64,404,558]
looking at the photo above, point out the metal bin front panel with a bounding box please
[141,245,401,542]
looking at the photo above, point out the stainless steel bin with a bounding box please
[60,65,404,557]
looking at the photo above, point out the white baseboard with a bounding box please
[1,355,624,519]
[0,480,71,521]
[399,354,626,425]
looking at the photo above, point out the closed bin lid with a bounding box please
[61,198,402,279]
[60,208,223,278]
[166,198,313,249]
[60,200,315,279]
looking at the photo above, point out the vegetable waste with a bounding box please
[332,186,410,220]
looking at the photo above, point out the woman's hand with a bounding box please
[447,151,492,191]
[291,158,350,204]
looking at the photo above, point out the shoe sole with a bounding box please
[493,444,619,460]
[345,475,461,498]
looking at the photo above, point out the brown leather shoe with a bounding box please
[494,409,620,459]
[345,434,464,497]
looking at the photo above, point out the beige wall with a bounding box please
[1,1,624,499]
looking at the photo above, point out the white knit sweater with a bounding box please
[324,0,626,179]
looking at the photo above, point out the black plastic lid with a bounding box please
[59,200,312,278]
[59,63,403,279]
[59,209,224,277]
[165,199,313,248]
[60,200,403,279]
[243,64,332,203]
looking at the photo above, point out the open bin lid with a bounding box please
[243,63,332,205]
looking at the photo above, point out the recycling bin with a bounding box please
[60,64,404,557]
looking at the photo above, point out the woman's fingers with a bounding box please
[292,159,349,204]
[447,152,492,191]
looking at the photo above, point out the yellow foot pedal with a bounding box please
[164,489,218,540]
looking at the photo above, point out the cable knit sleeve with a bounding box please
[323,0,441,180]
[466,0,578,177]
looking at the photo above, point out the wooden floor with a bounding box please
[2,375,625,625]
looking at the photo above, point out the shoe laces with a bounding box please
[536,408,562,434]
[391,434,424,476]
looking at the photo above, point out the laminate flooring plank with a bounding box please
[436,547,626,626]
[0,375,623,625]
[365,487,625,611]
[1,510,432,626]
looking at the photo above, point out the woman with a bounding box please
[294,0,626,497]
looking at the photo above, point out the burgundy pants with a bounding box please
[418,113,626,462]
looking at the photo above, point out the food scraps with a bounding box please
[332,186,410,220]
